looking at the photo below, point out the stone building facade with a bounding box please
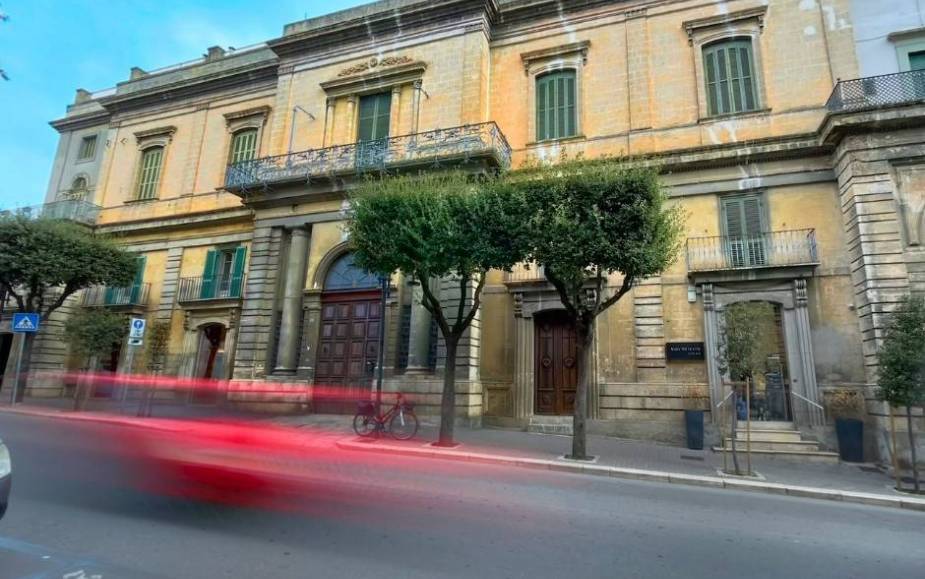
[3,0,923,462]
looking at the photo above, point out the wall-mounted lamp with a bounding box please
[287,105,316,155]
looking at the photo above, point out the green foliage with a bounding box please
[878,295,925,408]
[0,215,137,317]
[144,321,171,372]
[717,301,776,382]
[508,158,684,324]
[64,309,127,362]
[348,171,528,282]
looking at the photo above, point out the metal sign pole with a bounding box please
[9,334,24,405]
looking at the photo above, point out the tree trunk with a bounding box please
[435,336,458,447]
[14,332,36,403]
[907,405,920,493]
[569,321,595,461]
[74,355,98,411]
[730,389,741,475]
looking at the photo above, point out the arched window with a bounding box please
[323,253,379,291]
[229,128,258,164]
[703,38,759,116]
[136,145,164,200]
[535,69,577,141]
[69,176,88,199]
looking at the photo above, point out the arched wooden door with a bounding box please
[314,253,382,414]
[534,310,578,415]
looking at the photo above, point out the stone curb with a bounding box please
[335,439,925,513]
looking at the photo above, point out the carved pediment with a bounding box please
[337,55,415,78]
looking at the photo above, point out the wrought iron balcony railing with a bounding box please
[826,70,925,113]
[0,199,102,226]
[504,262,546,283]
[225,122,512,190]
[686,229,819,273]
[82,284,151,308]
[178,274,245,303]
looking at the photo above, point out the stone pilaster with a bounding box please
[275,228,310,374]
[297,290,323,380]
[156,247,184,323]
[233,227,284,380]
[512,300,535,419]
[406,280,433,373]
[436,276,480,382]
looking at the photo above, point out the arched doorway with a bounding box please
[534,310,578,416]
[193,323,226,404]
[314,252,382,414]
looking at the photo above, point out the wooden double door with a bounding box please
[314,290,382,413]
[535,310,578,415]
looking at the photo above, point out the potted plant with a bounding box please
[828,389,865,462]
[682,385,706,450]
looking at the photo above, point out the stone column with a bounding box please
[411,80,423,134]
[297,290,323,381]
[512,302,536,420]
[701,284,725,422]
[322,98,335,147]
[345,96,358,142]
[783,279,823,427]
[389,85,402,136]
[274,228,310,374]
[405,280,433,374]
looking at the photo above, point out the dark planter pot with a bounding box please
[835,418,864,462]
[684,410,705,451]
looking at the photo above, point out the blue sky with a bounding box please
[0,0,370,209]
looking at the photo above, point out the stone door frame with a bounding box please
[701,279,823,427]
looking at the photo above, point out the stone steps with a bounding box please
[721,438,822,452]
[528,416,573,435]
[711,446,840,463]
[712,421,839,463]
[734,429,804,443]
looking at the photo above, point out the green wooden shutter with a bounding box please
[137,147,163,200]
[535,71,577,141]
[229,247,247,298]
[722,195,766,267]
[230,129,258,164]
[704,40,758,116]
[909,51,925,71]
[130,256,146,304]
[357,93,391,141]
[200,249,218,299]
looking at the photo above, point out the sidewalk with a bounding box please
[271,414,925,510]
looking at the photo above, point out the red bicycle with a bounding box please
[353,393,419,440]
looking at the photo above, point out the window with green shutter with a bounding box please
[229,129,258,164]
[703,39,760,117]
[201,247,246,299]
[129,256,146,304]
[357,92,392,142]
[909,50,925,72]
[721,194,767,267]
[78,135,97,161]
[136,146,164,200]
[535,70,577,141]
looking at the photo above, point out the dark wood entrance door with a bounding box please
[535,310,578,415]
[314,290,381,413]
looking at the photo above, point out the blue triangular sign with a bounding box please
[15,317,35,330]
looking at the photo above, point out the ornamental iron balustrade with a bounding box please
[178,274,246,303]
[82,284,151,308]
[826,70,925,113]
[225,122,512,190]
[686,229,818,273]
[0,199,101,226]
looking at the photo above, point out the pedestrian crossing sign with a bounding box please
[12,313,39,333]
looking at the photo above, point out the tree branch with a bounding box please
[42,281,77,320]
[543,267,579,320]
[453,272,468,336]
[597,274,635,315]
[456,270,487,336]
[419,276,451,338]
[0,280,24,312]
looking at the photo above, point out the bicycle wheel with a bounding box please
[388,408,418,440]
[353,413,376,437]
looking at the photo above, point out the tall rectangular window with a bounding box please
[721,194,767,267]
[201,246,247,299]
[357,92,392,142]
[536,70,577,141]
[703,39,759,116]
[136,146,164,200]
[78,135,97,161]
[229,128,258,164]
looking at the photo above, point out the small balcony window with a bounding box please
[703,39,760,116]
[536,69,577,141]
[136,146,164,200]
[229,128,258,164]
[77,135,97,161]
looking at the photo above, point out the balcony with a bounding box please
[82,284,150,312]
[178,275,245,304]
[826,70,925,113]
[0,199,102,226]
[504,262,547,284]
[224,122,512,191]
[686,229,819,277]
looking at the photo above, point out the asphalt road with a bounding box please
[0,411,923,579]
